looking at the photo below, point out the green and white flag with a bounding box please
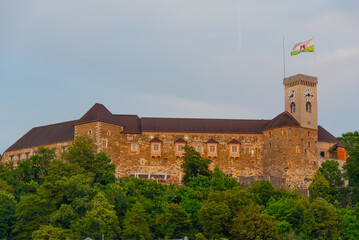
[291,37,314,56]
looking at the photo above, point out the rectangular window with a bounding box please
[62,146,67,152]
[25,152,30,159]
[209,145,216,153]
[131,143,137,152]
[153,143,159,151]
[197,145,202,153]
[231,145,238,153]
[10,155,14,162]
[251,149,255,156]
[53,148,57,155]
[320,151,325,157]
[102,140,107,148]
[17,154,21,161]
[177,144,184,152]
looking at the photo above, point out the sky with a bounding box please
[1,0,359,154]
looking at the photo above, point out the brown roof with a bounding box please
[174,138,187,143]
[262,112,300,131]
[76,103,118,125]
[141,117,270,134]
[5,120,77,152]
[150,137,162,143]
[283,74,318,85]
[228,139,240,144]
[207,138,218,144]
[113,115,141,134]
[318,125,345,148]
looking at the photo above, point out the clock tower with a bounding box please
[283,74,318,130]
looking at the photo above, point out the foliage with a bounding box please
[300,199,342,240]
[247,180,275,206]
[32,225,73,240]
[122,201,152,240]
[309,170,332,202]
[181,146,212,184]
[230,204,279,240]
[319,159,347,203]
[0,190,16,239]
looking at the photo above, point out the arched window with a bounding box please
[306,102,311,113]
[290,102,296,113]
[288,128,292,134]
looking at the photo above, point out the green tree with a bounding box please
[181,146,212,184]
[210,166,240,191]
[300,199,341,240]
[339,207,359,240]
[247,180,275,206]
[198,201,231,239]
[32,225,73,240]
[72,192,120,239]
[309,170,331,202]
[62,136,116,185]
[157,203,192,239]
[319,159,347,202]
[0,190,17,239]
[122,201,152,240]
[230,204,279,240]
[12,194,50,240]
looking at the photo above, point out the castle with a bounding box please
[1,74,347,188]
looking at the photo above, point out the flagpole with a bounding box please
[314,36,317,77]
[283,36,286,78]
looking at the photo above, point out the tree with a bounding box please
[300,199,341,240]
[247,180,275,206]
[181,146,212,184]
[157,203,192,239]
[32,225,73,240]
[62,136,116,185]
[210,166,240,191]
[122,202,152,240]
[198,201,231,239]
[319,160,347,203]
[72,192,120,239]
[341,131,359,204]
[0,190,16,239]
[230,204,279,240]
[309,170,331,202]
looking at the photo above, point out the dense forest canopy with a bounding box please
[1,133,359,240]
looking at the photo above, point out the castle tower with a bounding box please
[283,74,318,130]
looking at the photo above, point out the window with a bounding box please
[320,151,325,157]
[231,145,238,153]
[269,142,272,149]
[308,131,310,136]
[251,149,255,156]
[131,143,137,152]
[25,152,30,159]
[269,131,272,137]
[197,145,202,153]
[308,142,311,148]
[306,102,311,113]
[153,143,159,151]
[88,129,92,135]
[288,140,292,145]
[34,151,38,155]
[10,155,14,162]
[102,140,107,148]
[288,128,292,134]
[177,144,184,152]
[53,148,57,155]
[17,154,21,162]
[62,146,67,152]
[290,102,296,113]
[209,145,216,153]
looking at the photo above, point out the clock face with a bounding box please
[304,89,314,101]
[288,89,297,102]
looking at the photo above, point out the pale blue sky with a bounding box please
[1,0,359,154]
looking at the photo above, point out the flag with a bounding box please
[291,37,314,56]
